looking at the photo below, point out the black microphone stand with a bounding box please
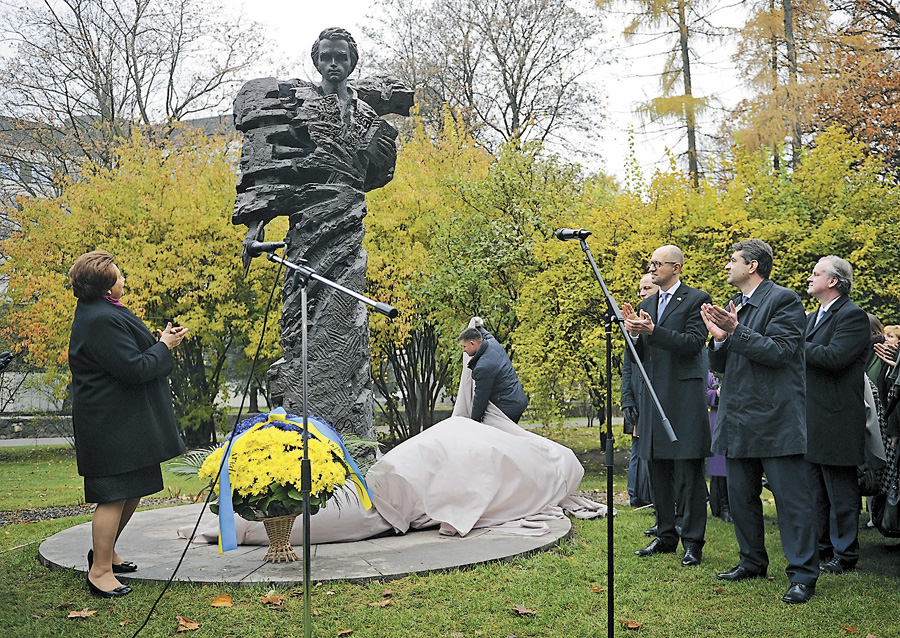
[261,250,397,638]
[570,236,675,638]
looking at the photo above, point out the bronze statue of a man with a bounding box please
[232,27,412,440]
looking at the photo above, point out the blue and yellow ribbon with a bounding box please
[216,408,373,554]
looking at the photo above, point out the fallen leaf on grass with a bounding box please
[337,630,353,636]
[261,595,287,605]
[119,619,133,626]
[210,594,233,607]
[382,588,393,597]
[326,590,336,596]
[714,587,725,594]
[512,604,536,616]
[67,608,96,619]
[176,615,201,632]
[368,600,392,608]
[591,586,605,593]
[620,619,642,630]
[841,628,859,633]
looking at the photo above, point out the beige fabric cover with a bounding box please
[178,331,606,546]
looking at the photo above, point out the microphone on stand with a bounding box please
[246,241,287,258]
[555,228,592,241]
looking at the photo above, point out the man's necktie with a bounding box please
[658,291,670,317]
[741,294,750,307]
[814,307,825,327]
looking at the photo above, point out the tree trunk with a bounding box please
[771,0,781,172]
[677,0,699,187]
[783,0,802,168]
[372,323,452,442]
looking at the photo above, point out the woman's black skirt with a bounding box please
[84,464,163,504]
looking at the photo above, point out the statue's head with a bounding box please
[311,27,359,77]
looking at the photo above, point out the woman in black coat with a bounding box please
[68,250,188,598]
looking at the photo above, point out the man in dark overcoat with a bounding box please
[804,256,871,574]
[701,238,818,605]
[623,245,711,567]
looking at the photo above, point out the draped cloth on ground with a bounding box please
[178,352,607,545]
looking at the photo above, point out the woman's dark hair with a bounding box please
[69,250,117,299]
[868,313,884,341]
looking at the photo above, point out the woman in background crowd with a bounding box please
[706,371,731,523]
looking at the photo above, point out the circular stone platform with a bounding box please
[38,504,573,586]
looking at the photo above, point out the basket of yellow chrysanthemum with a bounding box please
[197,408,374,563]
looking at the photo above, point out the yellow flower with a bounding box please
[198,424,350,513]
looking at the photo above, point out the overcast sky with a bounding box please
[239,0,747,183]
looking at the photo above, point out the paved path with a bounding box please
[0,436,71,447]
[0,417,623,448]
[38,504,573,586]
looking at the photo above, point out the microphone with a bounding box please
[555,228,592,241]
[246,240,286,257]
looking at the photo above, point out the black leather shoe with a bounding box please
[86,574,132,598]
[681,545,702,567]
[820,557,857,574]
[644,525,658,537]
[716,565,767,582]
[782,582,815,604]
[113,560,138,573]
[88,549,138,574]
[635,537,677,557]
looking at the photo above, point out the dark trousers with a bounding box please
[648,457,707,548]
[710,475,730,518]
[628,437,652,507]
[808,462,860,564]
[726,455,819,586]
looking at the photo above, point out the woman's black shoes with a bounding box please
[88,549,138,573]
[112,560,138,573]
[86,573,132,598]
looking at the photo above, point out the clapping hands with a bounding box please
[157,322,188,350]
[622,302,654,336]
[701,301,739,341]
[874,341,898,367]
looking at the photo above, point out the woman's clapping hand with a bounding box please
[157,322,188,350]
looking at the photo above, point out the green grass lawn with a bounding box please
[1,431,899,637]
[0,446,205,510]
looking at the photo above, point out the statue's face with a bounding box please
[316,39,352,84]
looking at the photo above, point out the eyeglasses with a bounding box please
[648,261,677,270]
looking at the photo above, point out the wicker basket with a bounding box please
[261,513,300,563]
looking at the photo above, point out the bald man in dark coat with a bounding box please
[624,245,711,567]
